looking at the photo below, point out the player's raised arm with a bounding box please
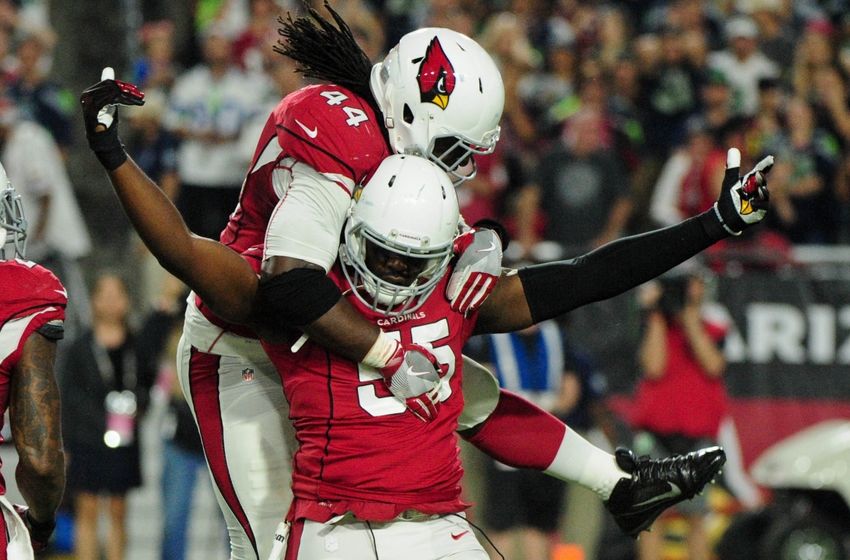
[80,72,430,371]
[80,70,261,323]
[475,148,774,334]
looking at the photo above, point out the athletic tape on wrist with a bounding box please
[362,330,400,369]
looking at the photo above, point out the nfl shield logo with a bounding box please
[241,368,255,382]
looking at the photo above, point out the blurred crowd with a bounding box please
[1,0,849,559]
[4,0,850,284]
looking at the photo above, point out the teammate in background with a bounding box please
[80,3,772,551]
[0,163,66,557]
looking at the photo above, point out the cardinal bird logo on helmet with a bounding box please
[417,37,456,110]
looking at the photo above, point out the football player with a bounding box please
[258,153,750,558]
[0,163,66,557]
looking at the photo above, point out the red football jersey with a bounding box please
[262,266,479,522]
[220,84,391,254]
[0,259,66,494]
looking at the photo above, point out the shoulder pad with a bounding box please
[273,85,391,185]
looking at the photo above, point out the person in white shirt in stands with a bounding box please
[164,24,270,239]
[708,16,779,117]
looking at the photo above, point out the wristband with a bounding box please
[26,511,56,543]
[713,203,741,237]
[362,330,400,368]
[87,126,128,172]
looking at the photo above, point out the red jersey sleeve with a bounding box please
[0,260,67,326]
[273,85,391,189]
[0,260,67,375]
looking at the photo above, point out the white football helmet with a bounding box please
[341,154,459,316]
[0,161,26,260]
[370,28,504,184]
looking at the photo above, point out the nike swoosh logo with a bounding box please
[451,531,469,540]
[295,119,318,139]
[54,289,68,298]
[633,481,682,508]
[476,241,497,253]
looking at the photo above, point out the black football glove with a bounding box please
[79,67,145,171]
[713,148,774,236]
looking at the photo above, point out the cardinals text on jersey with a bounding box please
[261,265,479,523]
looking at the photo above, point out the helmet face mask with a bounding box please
[340,154,459,317]
[370,28,504,186]
[342,223,453,316]
[0,180,26,261]
[427,131,500,183]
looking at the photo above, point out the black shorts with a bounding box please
[482,459,567,532]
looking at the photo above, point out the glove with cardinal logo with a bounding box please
[712,148,774,236]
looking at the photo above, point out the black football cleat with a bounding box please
[605,445,726,538]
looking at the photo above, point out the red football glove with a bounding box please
[446,228,503,314]
[379,343,444,422]
[79,67,145,171]
[13,504,54,553]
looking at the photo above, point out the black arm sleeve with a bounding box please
[253,268,343,329]
[518,210,726,323]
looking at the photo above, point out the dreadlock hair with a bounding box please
[275,2,376,106]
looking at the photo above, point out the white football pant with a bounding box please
[176,331,295,560]
[281,514,489,560]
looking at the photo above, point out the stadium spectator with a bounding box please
[478,11,539,150]
[637,25,703,160]
[0,95,90,338]
[130,20,180,92]
[792,19,837,102]
[631,265,728,560]
[701,69,735,134]
[7,30,74,154]
[0,166,66,557]
[163,23,268,239]
[745,0,796,69]
[58,273,155,560]
[332,0,386,62]
[517,21,577,140]
[533,107,632,257]
[763,96,840,243]
[232,0,280,73]
[708,16,779,117]
[649,117,718,228]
